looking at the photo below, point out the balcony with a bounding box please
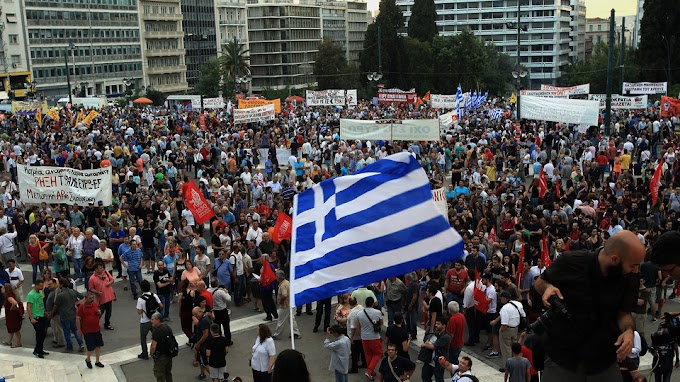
[219,19,246,26]
[142,13,183,21]
[145,49,185,57]
[144,30,183,38]
[155,81,190,93]
[146,65,187,75]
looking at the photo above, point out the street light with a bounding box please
[366,72,383,83]
[64,42,75,106]
[235,75,251,96]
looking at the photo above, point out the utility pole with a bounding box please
[377,27,382,75]
[605,9,615,136]
[620,17,625,93]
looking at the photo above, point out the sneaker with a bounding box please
[95,362,105,368]
[651,317,658,322]
[306,312,314,315]
[486,352,500,358]
[79,344,85,352]
[33,352,44,359]
[313,326,319,333]
[138,353,149,360]
[197,373,207,380]
[364,372,375,380]
[85,360,92,369]
[293,334,302,339]
[499,368,506,373]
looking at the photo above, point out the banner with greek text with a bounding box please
[306,89,358,106]
[431,187,448,218]
[378,88,417,104]
[18,165,112,206]
[238,98,281,114]
[519,95,599,126]
[203,97,225,109]
[392,120,440,141]
[431,94,459,109]
[233,104,276,124]
[439,110,458,130]
[540,83,590,96]
[623,82,667,94]
[588,94,648,109]
[339,119,392,140]
[519,90,568,99]
[257,148,293,169]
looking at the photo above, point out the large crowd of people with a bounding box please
[0,95,676,382]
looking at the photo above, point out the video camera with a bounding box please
[651,313,680,348]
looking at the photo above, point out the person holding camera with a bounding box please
[533,230,645,381]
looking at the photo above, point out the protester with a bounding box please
[76,291,105,369]
[323,324,351,382]
[251,323,276,382]
[149,312,175,382]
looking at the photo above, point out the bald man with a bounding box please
[533,230,644,382]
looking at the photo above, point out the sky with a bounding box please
[366,0,639,18]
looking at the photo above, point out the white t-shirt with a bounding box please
[181,209,195,227]
[485,284,497,314]
[251,337,276,372]
[136,292,162,323]
[230,252,244,276]
[500,300,525,328]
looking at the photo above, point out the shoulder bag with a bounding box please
[387,357,410,382]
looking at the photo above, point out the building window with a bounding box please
[11,55,20,65]
[6,14,17,23]
[8,35,18,44]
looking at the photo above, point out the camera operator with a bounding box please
[533,230,645,381]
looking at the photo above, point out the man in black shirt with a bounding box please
[149,312,174,382]
[377,343,415,382]
[153,261,174,321]
[533,230,644,381]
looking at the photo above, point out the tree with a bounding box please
[408,0,437,43]
[400,37,434,94]
[314,38,350,89]
[196,59,231,98]
[360,0,405,88]
[219,40,251,79]
[637,0,680,85]
[145,89,166,106]
[560,43,640,94]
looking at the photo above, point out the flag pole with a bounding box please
[289,194,299,350]
[289,305,295,350]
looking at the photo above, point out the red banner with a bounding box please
[260,257,277,287]
[650,159,664,206]
[272,212,292,244]
[473,269,489,314]
[183,180,215,225]
[541,235,552,267]
[378,88,417,104]
[661,96,680,117]
[516,244,525,288]
[538,168,548,198]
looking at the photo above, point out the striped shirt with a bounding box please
[121,248,143,272]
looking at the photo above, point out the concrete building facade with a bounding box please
[181,0,219,90]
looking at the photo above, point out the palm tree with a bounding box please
[219,40,251,79]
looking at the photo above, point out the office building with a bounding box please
[25,0,144,98]
[181,0,219,90]
[139,0,189,93]
[395,0,584,88]
[0,1,32,99]
[246,0,321,91]
[320,0,369,62]
[569,0,586,62]
[634,0,643,48]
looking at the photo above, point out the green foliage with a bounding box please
[314,38,353,90]
[408,0,437,43]
[559,43,640,94]
[360,0,405,88]
[637,0,680,84]
[401,37,434,94]
[145,89,166,106]
[196,59,232,98]
[219,41,251,79]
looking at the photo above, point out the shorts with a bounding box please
[198,347,208,366]
[485,312,499,333]
[647,287,657,305]
[84,331,104,351]
[209,366,226,379]
[143,248,156,261]
[249,279,261,299]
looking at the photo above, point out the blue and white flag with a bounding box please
[475,91,488,109]
[489,108,504,120]
[290,152,464,306]
[455,84,464,109]
[465,91,473,111]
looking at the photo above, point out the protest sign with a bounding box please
[588,94,648,109]
[540,83,590,96]
[431,94,459,109]
[378,88,417,104]
[233,104,276,124]
[520,95,599,126]
[238,98,281,114]
[18,165,112,206]
[519,90,568,99]
[306,90,357,106]
[622,82,667,94]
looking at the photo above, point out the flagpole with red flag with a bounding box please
[650,159,664,206]
[541,235,552,267]
[516,244,525,288]
[473,269,489,313]
[272,211,293,244]
[538,168,548,199]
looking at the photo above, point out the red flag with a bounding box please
[423,90,431,101]
[650,159,664,206]
[260,256,277,287]
[516,244,525,288]
[541,235,552,267]
[538,168,548,198]
[564,239,570,251]
[271,212,292,244]
[555,178,561,199]
[487,225,497,245]
[415,97,423,107]
[473,269,489,314]
[182,180,215,225]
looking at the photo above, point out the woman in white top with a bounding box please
[251,323,276,382]
[67,227,85,280]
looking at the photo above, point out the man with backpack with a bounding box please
[137,279,163,360]
[149,311,178,382]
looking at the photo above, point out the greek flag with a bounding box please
[475,91,488,109]
[290,152,464,306]
[455,84,464,109]
[489,108,504,120]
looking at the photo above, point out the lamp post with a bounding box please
[507,1,527,116]
[235,75,251,96]
[64,43,75,105]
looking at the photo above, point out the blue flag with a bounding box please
[290,153,464,306]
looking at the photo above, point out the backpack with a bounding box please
[165,330,179,357]
[142,293,160,319]
[462,375,479,382]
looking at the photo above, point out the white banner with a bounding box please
[588,94,648,109]
[393,120,440,141]
[623,82,667,94]
[257,148,293,169]
[306,89,357,106]
[519,95,599,126]
[18,165,112,206]
[439,110,458,130]
[233,104,276,124]
[339,119,392,140]
[431,187,448,218]
[431,94,458,109]
[540,83,590,96]
[520,90,569,99]
[203,97,225,109]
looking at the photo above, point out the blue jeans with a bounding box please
[386,302,403,327]
[60,318,83,350]
[158,293,172,319]
[32,262,45,284]
[73,257,84,280]
[128,269,143,295]
[235,274,246,305]
[335,370,348,382]
[405,308,418,341]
